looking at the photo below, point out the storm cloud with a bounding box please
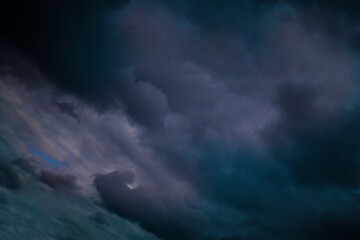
[2,0,360,240]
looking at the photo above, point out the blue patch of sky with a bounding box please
[30,146,63,168]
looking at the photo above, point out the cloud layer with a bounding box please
[2,0,360,240]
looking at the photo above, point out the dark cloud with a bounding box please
[163,0,360,53]
[1,157,79,191]
[164,0,360,25]
[275,82,319,123]
[264,82,360,188]
[53,99,81,122]
[94,170,207,240]
[1,0,359,130]
[0,191,7,204]
[0,158,23,189]
[2,0,360,240]
[91,212,107,225]
[87,1,360,237]
[0,169,159,240]
[39,170,78,190]
[12,157,43,175]
[0,0,173,130]
[0,0,130,105]
[312,210,360,240]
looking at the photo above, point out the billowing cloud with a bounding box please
[0,158,160,240]
[39,170,78,190]
[94,170,208,240]
[2,0,360,240]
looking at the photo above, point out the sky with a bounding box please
[1,0,360,239]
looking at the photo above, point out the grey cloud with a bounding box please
[263,82,360,188]
[0,158,24,189]
[53,99,81,123]
[0,156,160,240]
[39,170,78,190]
[2,0,360,240]
[94,170,210,240]
[12,157,44,175]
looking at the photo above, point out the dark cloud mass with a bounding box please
[94,171,206,240]
[2,0,360,240]
[39,170,78,190]
[0,158,23,189]
[53,99,81,122]
[264,82,360,188]
[0,0,129,106]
